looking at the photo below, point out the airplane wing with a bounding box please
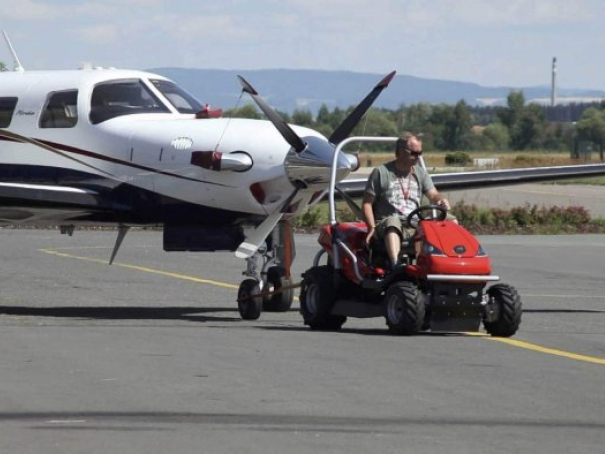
[0,182,131,223]
[335,163,605,199]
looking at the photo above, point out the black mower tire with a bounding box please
[484,283,522,337]
[262,267,294,312]
[300,266,346,331]
[384,280,424,335]
[237,279,263,320]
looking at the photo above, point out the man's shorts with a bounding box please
[376,213,458,241]
[376,216,415,241]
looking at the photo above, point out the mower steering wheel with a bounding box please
[406,204,447,227]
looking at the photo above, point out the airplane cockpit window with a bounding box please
[40,90,78,129]
[0,97,18,128]
[89,79,170,124]
[150,79,203,114]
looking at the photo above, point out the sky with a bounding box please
[1,0,605,90]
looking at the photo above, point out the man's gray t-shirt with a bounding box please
[364,161,435,220]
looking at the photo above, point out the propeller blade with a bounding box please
[328,70,396,145]
[235,209,283,259]
[235,187,301,259]
[237,75,307,153]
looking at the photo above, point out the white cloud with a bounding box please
[1,0,604,88]
[0,0,113,20]
[402,0,595,27]
[259,0,596,28]
[74,24,121,46]
[155,13,254,41]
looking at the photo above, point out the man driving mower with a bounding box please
[362,132,455,271]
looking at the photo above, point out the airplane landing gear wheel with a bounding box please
[238,279,263,320]
[263,266,294,312]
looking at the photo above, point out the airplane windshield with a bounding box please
[150,79,204,114]
[89,79,170,124]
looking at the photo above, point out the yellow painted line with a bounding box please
[488,337,605,365]
[466,332,605,366]
[40,249,238,290]
[41,247,303,303]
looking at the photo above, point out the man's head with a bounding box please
[395,133,422,167]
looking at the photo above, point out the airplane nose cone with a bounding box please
[284,136,351,188]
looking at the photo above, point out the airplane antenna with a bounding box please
[213,88,245,152]
[2,31,25,72]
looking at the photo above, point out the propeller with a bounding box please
[234,71,396,259]
[238,76,307,153]
[329,70,396,144]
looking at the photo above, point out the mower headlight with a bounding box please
[423,241,446,257]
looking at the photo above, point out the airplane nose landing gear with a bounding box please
[237,278,263,320]
[236,266,294,320]
[236,221,296,320]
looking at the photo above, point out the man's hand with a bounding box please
[365,226,376,247]
[437,198,450,210]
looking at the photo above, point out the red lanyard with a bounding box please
[397,167,414,200]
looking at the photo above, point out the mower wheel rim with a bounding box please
[306,284,319,315]
[386,295,404,324]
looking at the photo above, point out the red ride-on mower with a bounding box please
[299,137,522,336]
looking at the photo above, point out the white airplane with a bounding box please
[2,32,605,320]
[0,31,399,318]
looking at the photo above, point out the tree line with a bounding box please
[225,91,605,155]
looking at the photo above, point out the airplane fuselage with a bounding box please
[0,69,342,227]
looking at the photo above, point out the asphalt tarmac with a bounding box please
[444,183,605,218]
[0,230,604,454]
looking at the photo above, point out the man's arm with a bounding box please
[362,193,376,229]
[425,188,450,210]
[362,192,378,245]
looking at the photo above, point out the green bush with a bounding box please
[445,151,472,166]
[450,201,600,234]
[291,207,323,230]
[292,201,605,235]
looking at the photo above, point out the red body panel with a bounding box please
[416,221,492,276]
[318,220,492,282]
[318,223,379,283]
[421,221,480,257]
[319,222,367,252]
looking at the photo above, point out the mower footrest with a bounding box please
[331,299,383,318]
[430,314,481,332]
[361,279,385,290]
[427,274,500,282]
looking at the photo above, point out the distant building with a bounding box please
[476,96,605,107]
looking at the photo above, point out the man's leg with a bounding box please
[385,216,404,268]
[384,227,401,267]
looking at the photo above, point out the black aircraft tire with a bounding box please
[238,279,263,320]
[484,283,522,337]
[384,281,424,335]
[262,267,294,312]
[300,266,346,331]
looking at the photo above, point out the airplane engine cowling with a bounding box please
[191,151,253,172]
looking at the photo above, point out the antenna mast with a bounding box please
[551,57,557,107]
[2,31,25,72]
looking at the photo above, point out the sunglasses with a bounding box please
[402,148,422,157]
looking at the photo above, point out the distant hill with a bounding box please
[150,68,605,114]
